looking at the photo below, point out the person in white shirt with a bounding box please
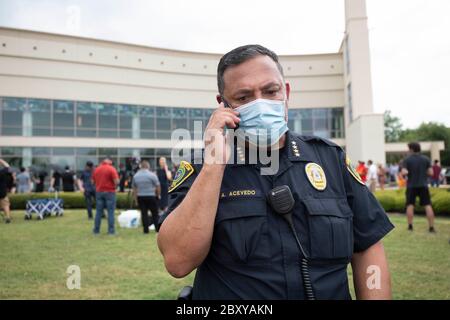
[367,160,378,192]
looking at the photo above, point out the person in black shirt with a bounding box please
[61,166,76,192]
[77,161,96,219]
[402,142,436,233]
[35,169,48,193]
[118,164,127,193]
[50,169,62,192]
[157,157,172,212]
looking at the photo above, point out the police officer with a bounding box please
[157,45,394,300]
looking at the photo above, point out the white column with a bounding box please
[344,0,385,164]
[22,107,32,137]
[344,0,374,120]
[132,113,140,139]
[22,147,32,168]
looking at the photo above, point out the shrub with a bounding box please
[7,192,138,211]
[374,188,450,216]
[6,188,450,216]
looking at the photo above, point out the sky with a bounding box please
[0,0,449,129]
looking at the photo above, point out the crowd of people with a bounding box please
[0,157,178,233]
[0,151,447,235]
[354,158,445,193]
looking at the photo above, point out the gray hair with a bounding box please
[140,160,150,169]
[217,44,284,95]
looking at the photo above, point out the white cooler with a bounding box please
[117,210,141,228]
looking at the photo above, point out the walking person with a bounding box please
[92,157,119,235]
[35,169,47,193]
[402,142,436,233]
[118,163,127,193]
[389,163,399,187]
[156,157,172,212]
[431,160,442,188]
[50,169,62,192]
[132,160,160,234]
[61,166,76,192]
[77,161,96,219]
[377,164,386,190]
[16,167,32,194]
[367,160,378,192]
[356,161,368,184]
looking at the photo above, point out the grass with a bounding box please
[0,210,449,299]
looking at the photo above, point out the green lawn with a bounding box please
[0,210,449,299]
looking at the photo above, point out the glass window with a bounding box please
[1,127,22,135]
[156,130,171,139]
[2,157,22,170]
[29,99,51,136]
[53,148,75,156]
[140,148,155,156]
[189,108,204,134]
[76,156,98,172]
[189,108,204,119]
[301,119,313,131]
[313,108,328,119]
[118,104,137,138]
[155,148,171,157]
[76,148,97,156]
[1,97,26,135]
[140,106,155,138]
[32,147,50,156]
[172,107,188,130]
[98,103,118,138]
[331,108,344,138]
[0,147,22,156]
[76,102,97,137]
[299,109,312,119]
[141,130,155,139]
[98,148,117,156]
[32,157,51,172]
[53,100,74,136]
[156,107,171,131]
[118,148,134,157]
[347,83,353,122]
[50,156,75,171]
[2,97,25,126]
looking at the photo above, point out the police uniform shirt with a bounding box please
[159,131,394,300]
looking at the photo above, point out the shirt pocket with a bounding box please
[212,197,269,264]
[303,198,354,261]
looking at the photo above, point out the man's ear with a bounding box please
[216,94,222,104]
[284,82,291,122]
[285,81,291,100]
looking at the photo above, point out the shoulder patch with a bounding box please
[168,161,195,193]
[345,156,365,185]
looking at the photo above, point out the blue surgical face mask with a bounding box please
[234,98,289,147]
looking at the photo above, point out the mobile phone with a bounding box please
[221,97,239,129]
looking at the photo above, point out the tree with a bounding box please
[384,110,403,142]
[399,122,450,166]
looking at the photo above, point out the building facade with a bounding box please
[0,0,386,177]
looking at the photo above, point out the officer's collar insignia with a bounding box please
[169,161,195,193]
[286,132,314,162]
[236,146,246,163]
[305,162,327,191]
[291,140,300,157]
[345,156,365,185]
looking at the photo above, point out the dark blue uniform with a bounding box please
[160,131,394,299]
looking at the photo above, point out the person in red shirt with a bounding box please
[92,157,119,235]
[431,160,442,187]
[356,161,368,184]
